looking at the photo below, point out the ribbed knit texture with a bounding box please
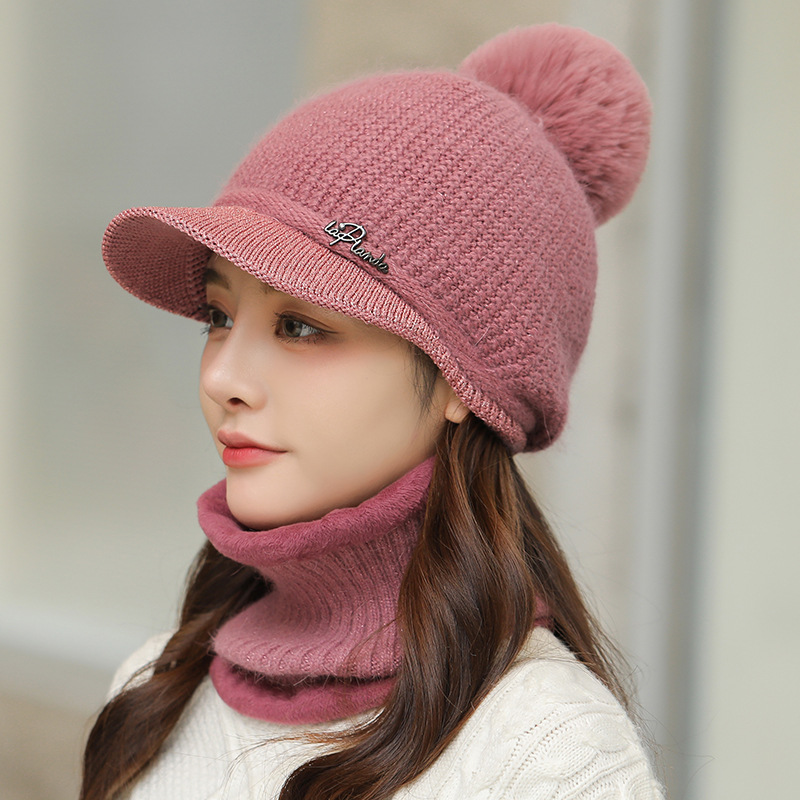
[101,24,652,453]
[200,456,434,724]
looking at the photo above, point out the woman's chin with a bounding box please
[224,478,325,530]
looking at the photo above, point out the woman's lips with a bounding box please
[222,446,285,468]
[218,431,287,468]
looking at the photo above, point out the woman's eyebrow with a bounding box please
[203,266,229,289]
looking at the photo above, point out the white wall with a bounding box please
[693,0,800,797]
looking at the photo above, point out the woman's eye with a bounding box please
[275,313,326,343]
[207,307,232,329]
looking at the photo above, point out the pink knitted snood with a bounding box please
[198,456,434,725]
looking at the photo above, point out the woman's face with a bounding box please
[199,255,466,529]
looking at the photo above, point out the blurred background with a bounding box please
[1,0,798,798]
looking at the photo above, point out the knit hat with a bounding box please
[102,24,651,453]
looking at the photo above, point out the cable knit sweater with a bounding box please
[111,627,663,799]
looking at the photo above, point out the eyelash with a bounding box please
[273,312,328,344]
[201,305,327,344]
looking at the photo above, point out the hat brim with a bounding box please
[103,205,404,326]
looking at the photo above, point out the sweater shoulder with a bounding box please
[512,626,628,708]
[404,628,664,799]
[107,630,173,700]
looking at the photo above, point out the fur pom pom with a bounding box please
[460,24,651,225]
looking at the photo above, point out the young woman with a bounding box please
[82,23,662,800]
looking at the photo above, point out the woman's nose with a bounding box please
[200,327,267,411]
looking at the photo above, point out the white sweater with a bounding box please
[112,627,663,799]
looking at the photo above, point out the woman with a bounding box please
[82,23,662,800]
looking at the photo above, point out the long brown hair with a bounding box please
[81,349,630,800]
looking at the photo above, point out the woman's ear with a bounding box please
[432,371,469,424]
[444,393,469,424]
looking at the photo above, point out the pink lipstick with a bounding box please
[218,431,286,468]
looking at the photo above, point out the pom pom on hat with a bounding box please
[460,24,651,225]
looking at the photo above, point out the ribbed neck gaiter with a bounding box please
[198,456,434,725]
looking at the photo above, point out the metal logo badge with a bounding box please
[324,221,389,274]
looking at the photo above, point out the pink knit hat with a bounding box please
[102,24,651,453]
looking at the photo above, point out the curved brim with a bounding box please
[102,204,526,452]
[104,205,409,327]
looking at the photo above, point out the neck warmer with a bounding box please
[198,456,434,725]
